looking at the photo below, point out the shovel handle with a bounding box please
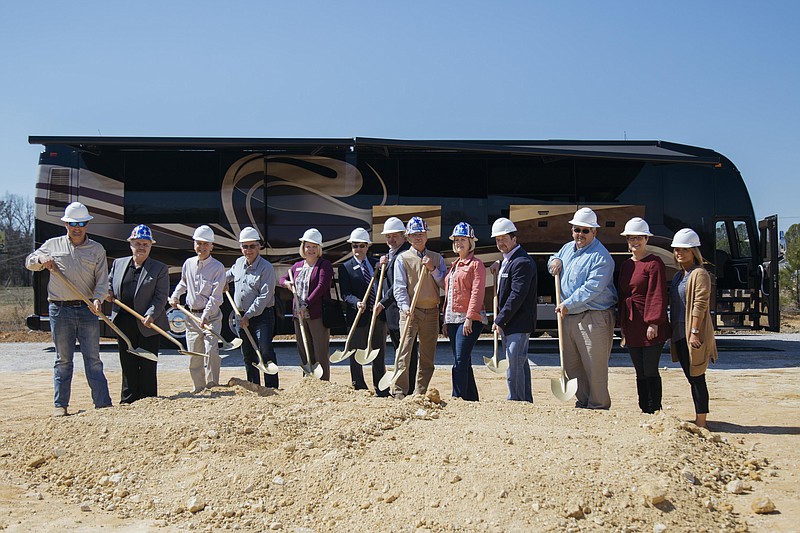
[387,268,429,388]
[223,290,273,373]
[344,273,375,352]
[50,269,139,354]
[554,273,567,371]
[287,268,317,375]
[365,263,385,351]
[113,298,184,351]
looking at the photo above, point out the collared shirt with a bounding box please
[499,244,521,278]
[226,255,275,319]
[548,238,617,313]
[170,255,226,322]
[25,235,108,302]
[393,248,446,311]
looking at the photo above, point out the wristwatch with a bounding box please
[690,328,700,334]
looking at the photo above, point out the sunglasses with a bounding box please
[67,221,88,227]
[351,243,367,249]
[572,227,591,234]
[241,244,259,250]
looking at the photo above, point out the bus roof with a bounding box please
[28,136,722,165]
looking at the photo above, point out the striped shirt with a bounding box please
[171,255,226,322]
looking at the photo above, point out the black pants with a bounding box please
[115,313,160,404]
[388,327,418,395]
[674,338,710,414]
[628,343,664,413]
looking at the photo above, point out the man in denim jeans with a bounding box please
[226,227,278,388]
[26,202,112,417]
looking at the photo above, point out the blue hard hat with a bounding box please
[405,216,429,235]
[127,224,156,243]
[449,222,476,240]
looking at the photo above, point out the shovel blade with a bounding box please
[220,338,243,351]
[550,376,578,401]
[252,361,279,376]
[130,350,158,362]
[362,348,381,365]
[353,349,368,365]
[378,369,396,391]
[495,358,509,372]
[329,349,351,364]
[311,363,324,380]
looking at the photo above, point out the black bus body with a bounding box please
[27,136,781,338]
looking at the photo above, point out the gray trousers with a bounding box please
[294,317,330,380]
[562,308,614,409]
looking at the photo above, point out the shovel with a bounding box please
[287,268,324,379]
[223,290,279,376]
[176,303,241,354]
[50,268,158,362]
[330,273,376,363]
[378,269,428,391]
[550,273,578,401]
[483,271,509,373]
[355,263,386,365]
[112,298,206,358]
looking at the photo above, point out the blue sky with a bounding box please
[1,1,798,232]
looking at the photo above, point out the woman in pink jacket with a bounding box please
[442,222,486,401]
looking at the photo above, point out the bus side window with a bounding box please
[733,220,752,257]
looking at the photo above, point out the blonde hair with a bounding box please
[299,241,322,259]
[451,238,476,254]
[673,247,704,269]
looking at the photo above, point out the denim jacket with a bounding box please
[548,238,617,314]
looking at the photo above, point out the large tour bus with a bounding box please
[26,136,781,339]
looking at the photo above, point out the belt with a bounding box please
[51,300,85,307]
[190,308,204,313]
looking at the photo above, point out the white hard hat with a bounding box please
[620,217,653,236]
[60,202,93,223]
[299,228,323,246]
[381,217,406,234]
[347,227,371,244]
[490,217,517,237]
[670,228,701,248]
[238,227,261,243]
[568,207,600,228]
[192,225,215,243]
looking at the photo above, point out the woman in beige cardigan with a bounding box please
[669,228,718,428]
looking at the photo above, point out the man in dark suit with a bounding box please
[377,217,418,395]
[491,217,537,402]
[338,228,389,396]
[108,225,170,403]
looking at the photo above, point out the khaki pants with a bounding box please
[187,315,221,390]
[392,307,439,396]
[294,317,330,380]
[562,308,614,409]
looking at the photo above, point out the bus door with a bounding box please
[714,218,757,329]
[758,215,780,331]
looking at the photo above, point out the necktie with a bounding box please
[362,261,375,311]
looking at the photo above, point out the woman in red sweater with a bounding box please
[618,218,670,413]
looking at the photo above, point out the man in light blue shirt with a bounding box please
[227,227,278,388]
[548,207,617,409]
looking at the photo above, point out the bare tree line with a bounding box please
[0,192,34,287]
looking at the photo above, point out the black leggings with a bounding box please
[674,338,709,414]
[628,343,664,379]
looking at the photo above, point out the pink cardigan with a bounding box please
[442,253,486,322]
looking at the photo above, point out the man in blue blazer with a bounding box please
[339,228,389,396]
[108,225,170,403]
[491,218,537,402]
[338,228,389,396]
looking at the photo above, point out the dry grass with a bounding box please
[0,286,32,331]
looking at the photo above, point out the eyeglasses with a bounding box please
[625,236,646,242]
[241,244,259,250]
[68,221,88,227]
[572,227,591,234]
[351,243,367,249]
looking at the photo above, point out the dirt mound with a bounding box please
[0,376,773,532]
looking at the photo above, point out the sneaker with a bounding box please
[191,386,204,394]
[53,407,68,417]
